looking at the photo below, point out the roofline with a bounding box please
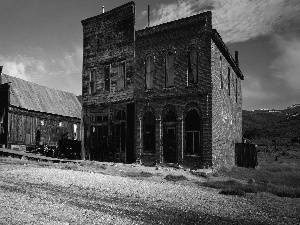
[9,105,81,120]
[81,1,135,25]
[136,11,212,38]
[211,30,244,80]
[2,73,81,97]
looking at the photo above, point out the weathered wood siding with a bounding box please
[7,107,81,148]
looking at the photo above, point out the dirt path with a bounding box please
[0,163,299,224]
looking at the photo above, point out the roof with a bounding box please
[211,29,244,80]
[1,74,81,119]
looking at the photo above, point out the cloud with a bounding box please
[59,46,83,75]
[270,35,300,96]
[148,0,300,43]
[0,55,46,81]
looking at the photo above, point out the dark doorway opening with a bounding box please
[163,110,177,163]
[126,103,135,163]
[185,109,201,155]
[115,110,126,162]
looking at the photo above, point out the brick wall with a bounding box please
[134,12,213,167]
[81,2,135,108]
[211,40,243,169]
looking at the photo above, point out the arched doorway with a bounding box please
[115,110,126,162]
[163,110,177,163]
[143,111,155,153]
[185,109,201,155]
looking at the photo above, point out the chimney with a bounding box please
[102,6,105,13]
[148,5,150,27]
[0,66,3,84]
[235,51,239,67]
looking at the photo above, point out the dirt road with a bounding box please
[0,162,299,224]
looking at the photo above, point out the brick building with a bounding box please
[81,2,244,168]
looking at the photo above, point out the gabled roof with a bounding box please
[1,74,81,119]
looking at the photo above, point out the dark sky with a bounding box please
[0,0,299,110]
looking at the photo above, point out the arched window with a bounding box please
[145,55,154,90]
[188,47,198,85]
[165,52,174,87]
[185,109,201,155]
[143,111,155,153]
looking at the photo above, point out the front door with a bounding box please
[164,125,176,163]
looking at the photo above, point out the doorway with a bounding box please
[163,110,177,163]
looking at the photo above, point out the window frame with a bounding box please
[188,47,198,85]
[117,61,126,90]
[165,52,175,88]
[104,64,110,92]
[89,68,97,94]
[145,55,154,90]
[228,67,231,96]
[220,56,223,89]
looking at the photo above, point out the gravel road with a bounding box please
[0,163,299,224]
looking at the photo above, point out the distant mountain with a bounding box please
[243,104,300,144]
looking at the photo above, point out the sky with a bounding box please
[0,0,299,110]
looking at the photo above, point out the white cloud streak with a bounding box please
[0,46,82,82]
[270,35,300,95]
[148,0,300,43]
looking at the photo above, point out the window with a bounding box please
[185,109,201,155]
[145,55,154,90]
[236,78,238,103]
[104,65,110,91]
[90,69,96,94]
[117,62,125,90]
[228,67,231,96]
[188,48,198,85]
[165,52,174,87]
[220,56,223,89]
[74,124,78,140]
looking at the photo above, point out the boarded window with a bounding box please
[188,48,198,84]
[90,69,96,94]
[165,52,174,87]
[220,56,223,89]
[228,67,231,96]
[143,111,155,153]
[117,62,126,90]
[104,65,110,91]
[145,55,154,89]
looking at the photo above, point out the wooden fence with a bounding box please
[235,143,257,168]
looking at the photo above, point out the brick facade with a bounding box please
[81,2,244,169]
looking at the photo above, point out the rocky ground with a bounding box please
[0,160,299,224]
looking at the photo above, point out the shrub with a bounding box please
[165,174,188,182]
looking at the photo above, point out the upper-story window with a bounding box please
[228,67,231,96]
[220,56,223,89]
[165,52,174,87]
[145,55,154,90]
[104,65,110,92]
[90,68,96,94]
[117,62,126,90]
[188,47,198,85]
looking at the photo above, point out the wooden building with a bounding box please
[0,72,82,151]
[81,2,244,169]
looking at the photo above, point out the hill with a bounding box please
[243,104,300,145]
